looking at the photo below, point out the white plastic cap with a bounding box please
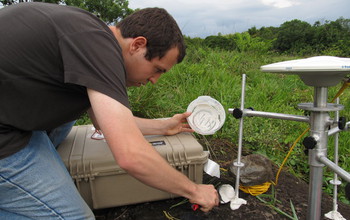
[186,96,226,135]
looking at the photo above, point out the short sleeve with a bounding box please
[59,30,130,108]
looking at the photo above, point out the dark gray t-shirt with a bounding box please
[0,2,130,159]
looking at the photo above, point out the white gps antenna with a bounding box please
[261,56,350,87]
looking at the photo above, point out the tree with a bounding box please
[203,35,235,50]
[248,26,258,37]
[273,19,314,53]
[255,26,279,41]
[1,0,60,5]
[227,32,273,53]
[64,0,133,24]
[313,18,350,56]
[0,0,133,24]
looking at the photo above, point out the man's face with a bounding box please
[124,41,179,87]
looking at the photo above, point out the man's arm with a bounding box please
[133,114,193,135]
[88,106,193,136]
[87,108,100,130]
[87,89,218,212]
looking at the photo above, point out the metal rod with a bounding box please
[318,156,350,182]
[314,87,328,108]
[243,109,310,123]
[234,74,246,199]
[308,166,323,220]
[307,87,329,220]
[332,97,340,212]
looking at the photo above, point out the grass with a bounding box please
[256,185,299,220]
[78,46,350,204]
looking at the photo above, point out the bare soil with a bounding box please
[93,138,350,220]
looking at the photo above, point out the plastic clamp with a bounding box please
[303,136,317,150]
[232,108,243,119]
[233,162,245,167]
[329,179,342,185]
[338,116,346,130]
[346,183,350,200]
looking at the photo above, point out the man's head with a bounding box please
[114,7,186,87]
[116,7,186,63]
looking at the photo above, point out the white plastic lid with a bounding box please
[186,96,226,135]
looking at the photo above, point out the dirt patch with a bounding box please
[94,138,350,220]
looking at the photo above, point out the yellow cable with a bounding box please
[240,182,272,196]
[331,79,350,103]
[163,211,180,220]
[239,126,309,195]
[273,127,309,185]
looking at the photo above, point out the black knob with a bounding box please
[232,108,243,119]
[303,136,317,149]
[345,183,350,201]
[338,116,346,130]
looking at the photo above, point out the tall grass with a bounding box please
[127,47,350,204]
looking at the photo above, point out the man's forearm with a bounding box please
[134,117,165,135]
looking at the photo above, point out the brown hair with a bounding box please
[116,8,186,63]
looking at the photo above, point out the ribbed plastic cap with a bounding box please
[186,96,226,135]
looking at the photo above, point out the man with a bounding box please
[0,2,219,219]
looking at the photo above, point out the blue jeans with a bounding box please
[0,121,94,219]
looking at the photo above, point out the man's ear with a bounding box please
[130,36,147,54]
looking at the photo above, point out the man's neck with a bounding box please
[109,26,132,55]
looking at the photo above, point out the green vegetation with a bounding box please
[257,185,299,220]
[200,18,350,57]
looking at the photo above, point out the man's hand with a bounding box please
[162,112,194,135]
[189,184,220,212]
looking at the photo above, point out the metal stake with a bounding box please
[234,74,246,199]
[330,98,342,215]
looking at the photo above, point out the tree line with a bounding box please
[188,18,350,57]
[0,0,133,24]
